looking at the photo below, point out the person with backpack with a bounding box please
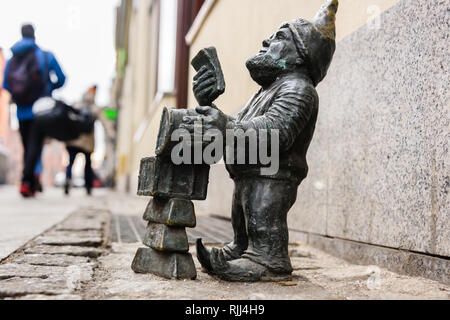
[3,24,66,197]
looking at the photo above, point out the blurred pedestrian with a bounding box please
[65,85,101,196]
[3,23,66,197]
[0,47,8,142]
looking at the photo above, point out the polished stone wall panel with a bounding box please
[293,0,449,256]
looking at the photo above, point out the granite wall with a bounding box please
[289,0,449,259]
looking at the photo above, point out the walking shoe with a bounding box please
[64,181,70,195]
[34,174,43,193]
[20,183,35,198]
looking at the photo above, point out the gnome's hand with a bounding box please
[193,66,221,106]
[180,105,229,134]
[196,106,229,134]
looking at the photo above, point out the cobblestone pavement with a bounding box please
[0,193,449,300]
[0,200,110,300]
[83,242,449,300]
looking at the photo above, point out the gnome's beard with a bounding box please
[246,54,287,87]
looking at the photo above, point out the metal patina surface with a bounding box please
[186,0,340,282]
[131,41,227,280]
[133,0,339,282]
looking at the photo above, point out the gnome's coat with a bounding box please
[226,72,318,184]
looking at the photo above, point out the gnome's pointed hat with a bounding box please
[282,0,338,86]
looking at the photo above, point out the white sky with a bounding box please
[0,0,120,107]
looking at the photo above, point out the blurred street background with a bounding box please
[0,0,117,190]
[0,0,448,299]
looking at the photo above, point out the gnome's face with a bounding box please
[246,27,301,87]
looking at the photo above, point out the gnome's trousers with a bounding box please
[227,177,299,274]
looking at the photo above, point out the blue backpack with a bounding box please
[6,50,47,106]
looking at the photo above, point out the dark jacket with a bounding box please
[3,38,66,122]
[226,72,319,184]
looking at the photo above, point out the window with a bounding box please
[157,0,178,93]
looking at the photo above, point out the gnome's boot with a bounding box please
[197,240,248,271]
[208,248,268,282]
[199,178,298,281]
[197,186,248,272]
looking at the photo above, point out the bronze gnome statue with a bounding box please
[181,0,339,281]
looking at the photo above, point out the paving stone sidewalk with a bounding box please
[82,242,449,300]
[0,203,110,300]
[0,194,449,300]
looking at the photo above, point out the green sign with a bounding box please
[104,108,118,120]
